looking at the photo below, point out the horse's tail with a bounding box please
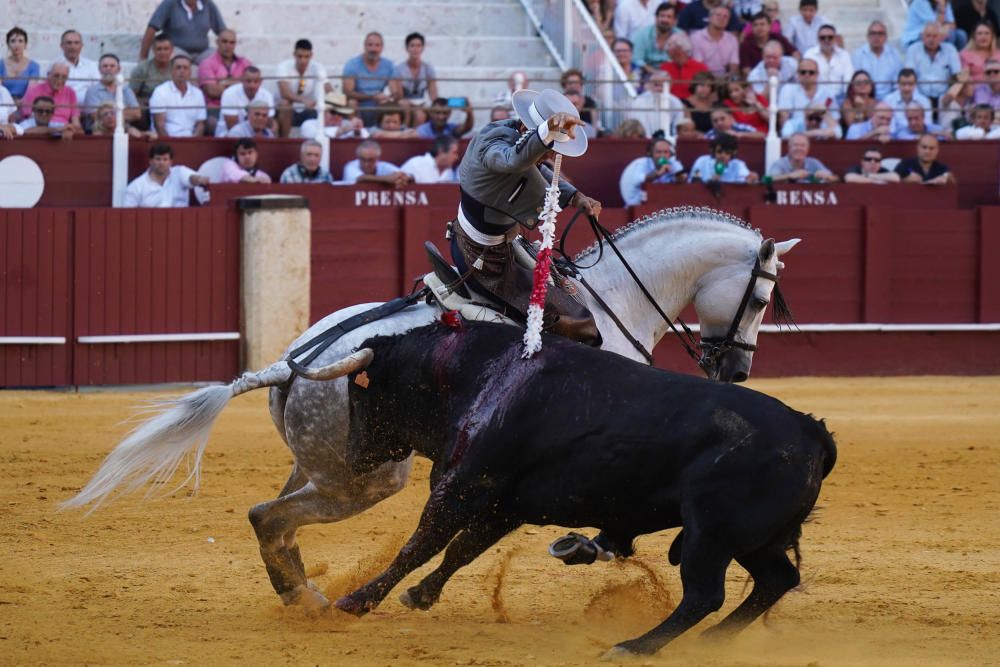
[61,360,293,514]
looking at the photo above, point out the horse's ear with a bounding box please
[775,238,801,257]
[759,238,776,261]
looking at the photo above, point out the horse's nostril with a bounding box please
[732,372,748,383]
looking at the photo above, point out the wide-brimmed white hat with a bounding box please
[512,88,588,157]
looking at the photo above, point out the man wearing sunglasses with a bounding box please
[803,24,854,98]
[16,96,79,140]
[844,149,901,184]
[777,57,836,127]
[852,21,902,99]
[972,58,1000,107]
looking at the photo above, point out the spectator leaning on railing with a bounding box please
[689,132,759,184]
[846,100,895,141]
[301,92,369,140]
[1,27,41,101]
[17,95,80,140]
[843,147,901,184]
[58,30,100,101]
[415,98,474,139]
[954,102,1000,136]
[280,140,332,184]
[371,107,416,139]
[894,100,950,139]
[226,100,275,138]
[767,132,838,183]
[124,143,210,208]
[894,133,956,184]
[619,136,687,206]
[400,135,461,184]
[149,54,206,137]
[780,100,842,138]
[220,138,272,184]
[341,139,412,188]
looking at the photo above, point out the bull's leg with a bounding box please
[248,477,404,612]
[605,531,731,657]
[701,545,800,638]
[400,517,521,611]
[334,471,475,616]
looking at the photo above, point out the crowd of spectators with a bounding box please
[2,0,999,207]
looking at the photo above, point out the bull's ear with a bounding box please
[775,238,801,257]
[759,238,776,262]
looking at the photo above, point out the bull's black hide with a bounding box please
[338,321,836,656]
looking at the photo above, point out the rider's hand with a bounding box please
[571,191,602,219]
[547,113,583,139]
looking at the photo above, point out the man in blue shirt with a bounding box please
[905,22,962,101]
[852,21,902,99]
[415,97,475,138]
[689,132,759,183]
[343,32,396,126]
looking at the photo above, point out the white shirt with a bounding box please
[0,85,15,123]
[300,118,370,140]
[614,0,659,39]
[61,56,101,100]
[954,125,1000,139]
[341,159,399,184]
[400,153,458,184]
[802,46,855,98]
[628,90,684,138]
[777,83,838,125]
[748,57,799,97]
[123,166,198,208]
[215,83,276,136]
[881,89,933,129]
[782,13,829,53]
[619,155,685,206]
[276,58,324,112]
[149,80,207,137]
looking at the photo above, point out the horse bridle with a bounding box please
[697,257,778,375]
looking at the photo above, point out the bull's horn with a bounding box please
[293,348,374,381]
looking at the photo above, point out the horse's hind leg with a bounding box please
[275,465,310,582]
[701,544,800,638]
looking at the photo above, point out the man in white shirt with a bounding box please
[123,143,210,207]
[619,137,686,206]
[400,135,461,184]
[802,24,854,98]
[276,38,331,137]
[215,67,275,136]
[59,29,101,100]
[748,41,799,97]
[627,72,684,138]
[341,139,412,187]
[777,58,838,127]
[149,55,207,137]
[614,0,660,39]
[782,0,829,53]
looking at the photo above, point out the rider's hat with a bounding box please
[512,88,589,158]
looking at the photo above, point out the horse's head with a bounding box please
[693,237,799,382]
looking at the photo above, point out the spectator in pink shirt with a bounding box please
[198,29,252,135]
[19,62,80,128]
[690,5,741,75]
[220,138,272,184]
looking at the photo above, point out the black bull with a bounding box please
[334,321,837,656]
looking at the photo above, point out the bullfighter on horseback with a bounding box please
[449,88,603,345]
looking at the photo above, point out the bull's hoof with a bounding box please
[334,593,376,617]
[600,645,640,662]
[399,586,436,611]
[280,584,331,615]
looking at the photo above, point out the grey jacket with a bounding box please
[458,120,577,235]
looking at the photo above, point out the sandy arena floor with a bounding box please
[1,377,998,666]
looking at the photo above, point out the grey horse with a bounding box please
[64,207,800,611]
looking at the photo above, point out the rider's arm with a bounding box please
[479,124,553,174]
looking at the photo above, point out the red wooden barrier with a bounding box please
[0,210,73,387]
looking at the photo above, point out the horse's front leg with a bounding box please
[335,470,474,616]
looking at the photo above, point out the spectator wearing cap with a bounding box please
[780,100,842,138]
[391,32,438,127]
[58,30,100,101]
[767,132,838,182]
[973,58,1000,106]
[280,140,332,184]
[954,102,1000,136]
[215,67,274,136]
[747,40,798,97]
[894,133,955,183]
[226,100,275,138]
[341,139,412,188]
[660,33,710,99]
[777,58,837,128]
[846,101,895,140]
[16,95,80,140]
[691,5,741,75]
[741,12,798,73]
[20,62,80,129]
[783,0,830,53]
[301,92,370,140]
[893,100,949,138]
[613,0,659,40]
[882,68,934,128]
[905,22,963,103]
[853,21,903,99]
[139,0,227,63]
[677,0,742,33]
[124,143,210,208]
[149,54,206,137]
[198,30,253,133]
[220,138,272,184]
[843,148,901,183]
[343,32,396,126]
[82,54,141,132]
[689,132,759,183]
[631,3,680,73]
[803,24,854,98]
[1,27,41,101]
[619,137,686,206]
[416,97,474,139]
[902,0,965,50]
[276,39,332,137]
[400,135,461,184]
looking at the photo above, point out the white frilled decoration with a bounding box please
[522,153,562,358]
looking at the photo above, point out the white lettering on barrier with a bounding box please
[355,190,431,207]
[775,189,838,206]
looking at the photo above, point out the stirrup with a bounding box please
[424,240,469,298]
[548,532,614,565]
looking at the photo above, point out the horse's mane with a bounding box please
[573,206,762,262]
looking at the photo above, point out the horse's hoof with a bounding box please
[334,594,373,617]
[399,587,435,611]
[281,584,330,614]
[600,645,636,662]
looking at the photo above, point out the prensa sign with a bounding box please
[774,189,840,205]
[354,190,431,206]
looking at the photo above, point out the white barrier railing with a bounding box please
[111,72,129,207]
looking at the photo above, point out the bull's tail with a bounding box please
[61,360,293,514]
[807,415,838,479]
